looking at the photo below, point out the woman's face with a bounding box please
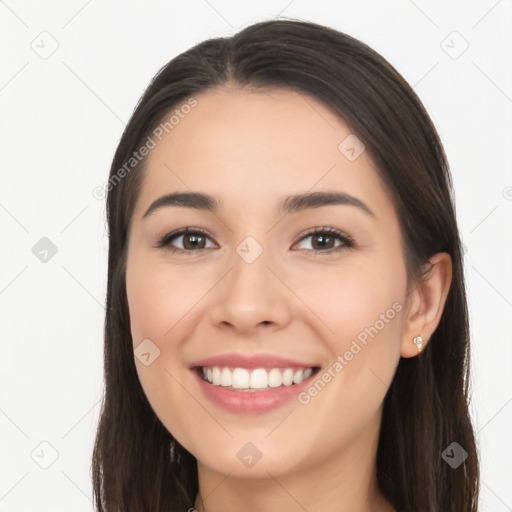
[126,87,410,479]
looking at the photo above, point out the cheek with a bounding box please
[286,265,405,455]
[294,260,406,413]
[126,258,204,344]
[296,260,405,349]
[125,261,192,438]
[125,255,217,430]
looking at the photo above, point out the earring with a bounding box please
[413,336,423,353]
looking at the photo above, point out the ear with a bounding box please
[401,252,452,358]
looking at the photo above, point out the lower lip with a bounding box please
[192,368,317,414]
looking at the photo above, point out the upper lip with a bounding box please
[189,353,319,369]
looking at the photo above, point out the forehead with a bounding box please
[134,87,392,219]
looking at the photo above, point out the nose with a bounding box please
[209,250,293,335]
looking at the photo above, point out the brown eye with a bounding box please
[295,228,354,253]
[156,228,215,252]
[183,233,207,250]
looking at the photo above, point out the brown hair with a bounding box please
[92,18,479,511]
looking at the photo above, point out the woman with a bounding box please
[92,19,480,511]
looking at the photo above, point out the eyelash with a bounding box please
[154,226,355,254]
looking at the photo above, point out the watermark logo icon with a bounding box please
[236,236,263,264]
[338,134,365,161]
[441,442,468,468]
[441,31,469,59]
[236,442,262,468]
[32,237,58,263]
[134,338,161,366]
[31,31,59,60]
[30,441,59,469]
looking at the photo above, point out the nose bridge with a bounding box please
[209,237,291,331]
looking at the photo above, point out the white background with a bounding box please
[1,1,511,510]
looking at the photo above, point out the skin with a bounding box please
[125,86,452,512]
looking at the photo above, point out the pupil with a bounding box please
[313,235,332,250]
[184,235,204,249]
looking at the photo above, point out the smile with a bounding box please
[200,366,316,390]
[192,365,321,414]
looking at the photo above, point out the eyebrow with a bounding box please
[142,191,375,219]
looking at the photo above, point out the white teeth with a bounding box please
[268,368,283,387]
[293,369,304,384]
[221,367,232,386]
[232,368,250,389]
[212,367,221,385]
[250,368,268,389]
[282,368,294,386]
[200,366,316,389]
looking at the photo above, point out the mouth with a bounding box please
[188,352,324,413]
[193,365,321,392]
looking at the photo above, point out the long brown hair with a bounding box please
[92,18,479,511]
